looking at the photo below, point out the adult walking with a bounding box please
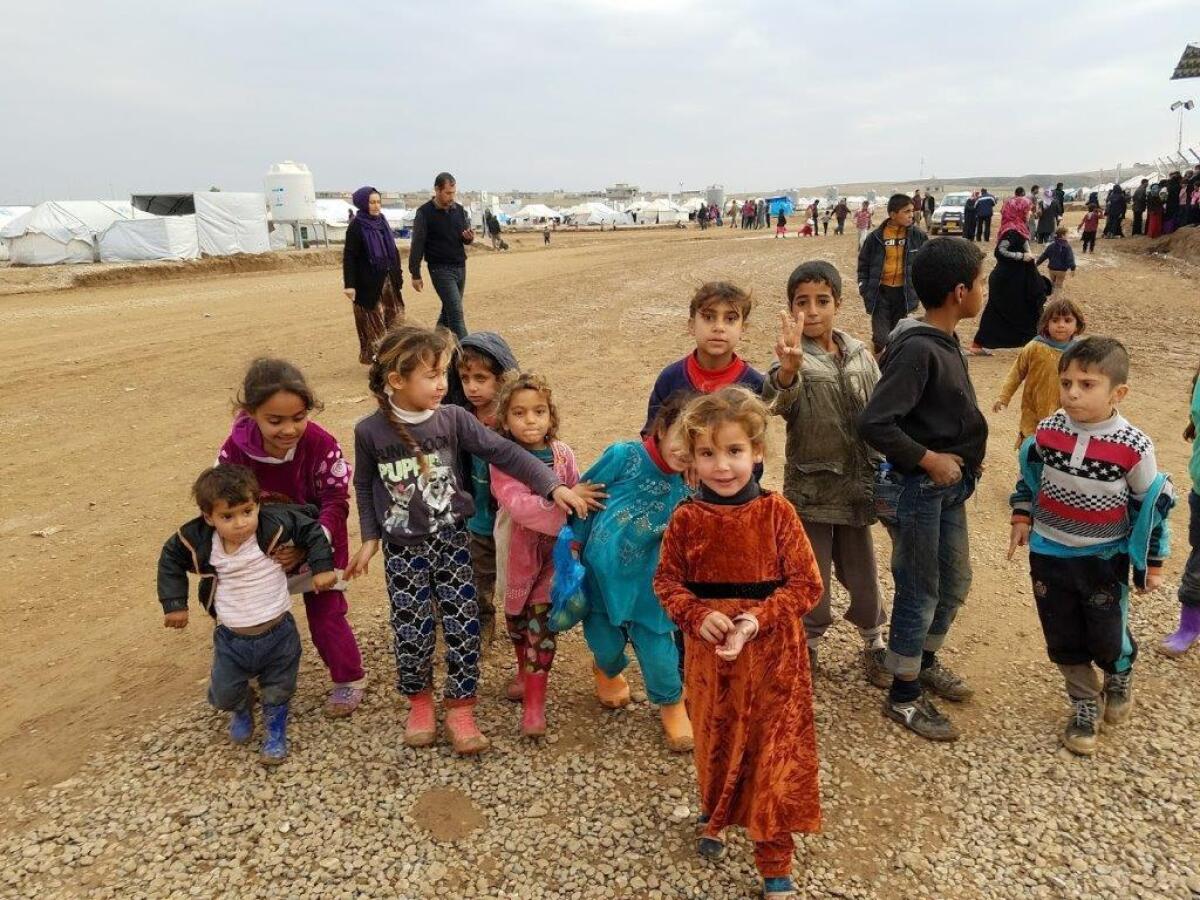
[409,172,475,338]
[1103,184,1126,238]
[969,191,1047,354]
[974,189,997,242]
[922,191,936,230]
[343,186,404,365]
[834,198,849,235]
[1164,171,1183,235]
[1131,179,1148,236]
[963,191,978,244]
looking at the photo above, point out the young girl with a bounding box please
[1078,203,1103,253]
[763,262,888,682]
[992,298,1086,446]
[490,372,580,738]
[345,326,591,755]
[575,393,694,752]
[217,358,366,717]
[1161,363,1200,656]
[653,387,823,900]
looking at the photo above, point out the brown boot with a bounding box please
[593,665,631,709]
[660,701,694,752]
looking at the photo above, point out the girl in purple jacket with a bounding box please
[218,359,367,717]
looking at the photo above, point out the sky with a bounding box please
[1,0,1197,203]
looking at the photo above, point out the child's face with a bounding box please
[505,388,552,450]
[458,360,500,415]
[958,269,986,319]
[655,422,691,473]
[1045,314,1078,343]
[251,390,309,458]
[692,422,762,497]
[689,300,745,364]
[1059,360,1127,424]
[790,281,840,342]
[389,352,449,411]
[889,204,915,227]
[203,498,260,548]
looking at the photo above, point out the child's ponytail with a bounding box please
[368,326,456,475]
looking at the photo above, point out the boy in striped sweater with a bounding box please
[1008,337,1174,756]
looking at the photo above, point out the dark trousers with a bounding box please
[1132,208,1144,235]
[1081,231,1097,252]
[429,265,468,339]
[870,286,909,354]
[975,215,993,242]
[1030,552,1136,675]
[1180,490,1200,609]
[963,214,977,241]
[208,613,302,710]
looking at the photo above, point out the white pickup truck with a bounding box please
[929,192,970,235]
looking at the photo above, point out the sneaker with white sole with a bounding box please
[1062,696,1104,755]
[883,694,960,741]
[1102,671,1134,726]
[919,661,974,701]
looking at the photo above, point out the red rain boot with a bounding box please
[403,691,436,748]
[521,671,548,738]
[506,644,526,702]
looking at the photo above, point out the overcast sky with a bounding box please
[2,0,1196,202]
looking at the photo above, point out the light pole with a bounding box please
[1171,99,1195,154]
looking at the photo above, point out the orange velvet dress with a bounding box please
[653,491,823,842]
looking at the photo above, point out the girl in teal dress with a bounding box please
[574,395,695,751]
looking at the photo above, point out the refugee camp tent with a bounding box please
[98,215,200,262]
[193,193,270,256]
[562,201,630,226]
[0,206,32,260]
[0,200,139,265]
[511,204,562,224]
[315,199,355,242]
[765,195,795,216]
[632,199,685,225]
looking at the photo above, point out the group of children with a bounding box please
[156,229,1199,898]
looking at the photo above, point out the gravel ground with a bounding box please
[2,560,1198,899]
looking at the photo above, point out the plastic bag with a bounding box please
[548,524,588,633]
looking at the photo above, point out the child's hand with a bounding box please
[1007,521,1031,560]
[715,620,755,661]
[572,481,608,511]
[164,611,189,629]
[344,540,379,579]
[774,311,804,381]
[552,485,589,519]
[312,570,338,592]
[1141,569,1164,594]
[271,544,307,571]
[920,450,964,486]
[699,611,734,644]
[992,400,1007,413]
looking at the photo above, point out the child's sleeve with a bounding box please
[1126,439,1172,566]
[1035,246,1051,266]
[652,512,712,640]
[456,408,561,499]
[1066,245,1076,271]
[856,343,931,469]
[1009,438,1041,523]
[352,423,383,542]
[641,372,669,437]
[572,443,629,549]
[761,363,803,418]
[285,510,336,575]
[314,436,351,546]
[997,348,1031,406]
[490,466,566,537]
[735,499,823,637]
[156,532,193,614]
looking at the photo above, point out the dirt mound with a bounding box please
[70,248,344,289]
[1134,226,1200,266]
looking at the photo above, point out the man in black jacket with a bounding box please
[409,172,475,338]
[1131,179,1149,236]
[857,194,929,355]
[973,189,997,241]
[858,237,988,743]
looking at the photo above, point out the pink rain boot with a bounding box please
[403,691,436,748]
[506,644,526,702]
[521,671,548,738]
[445,701,490,755]
[1159,605,1200,657]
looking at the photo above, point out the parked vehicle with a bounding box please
[929,192,970,235]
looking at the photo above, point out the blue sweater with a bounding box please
[1036,239,1076,272]
[641,354,765,435]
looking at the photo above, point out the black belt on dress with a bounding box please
[684,580,783,601]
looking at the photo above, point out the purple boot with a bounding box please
[1159,605,1200,657]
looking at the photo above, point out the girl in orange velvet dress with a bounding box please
[653,387,823,900]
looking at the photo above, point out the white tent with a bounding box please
[315,199,355,242]
[632,198,685,225]
[99,215,200,262]
[511,204,562,224]
[562,201,631,226]
[0,200,139,265]
[194,193,269,255]
[0,205,32,260]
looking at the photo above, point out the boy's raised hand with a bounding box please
[774,311,804,380]
[1007,521,1031,560]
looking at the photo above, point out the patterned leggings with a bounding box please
[506,603,557,674]
[383,524,481,701]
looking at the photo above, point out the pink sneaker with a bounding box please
[404,692,437,748]
[324,685,364,718]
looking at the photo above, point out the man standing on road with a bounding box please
[922,191,936,230]
[409,172,475,338]
[973,189,997,242]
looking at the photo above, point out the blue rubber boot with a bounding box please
[259,702,289,766]
[228,703,254,745]
[763,876,797,898]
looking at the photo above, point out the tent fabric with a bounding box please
[0,200,138,265]
[562,201,630,226]
[511,204,562,221]
[194,193,270,256]
[99,215,200,262]
[0,206,31,260]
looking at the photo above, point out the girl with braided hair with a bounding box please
[345,325,594,754]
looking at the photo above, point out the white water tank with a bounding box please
[264,161,317,221]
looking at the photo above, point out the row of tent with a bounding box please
[0,194,271,265]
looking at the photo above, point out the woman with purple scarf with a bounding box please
[342,186,404,364]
